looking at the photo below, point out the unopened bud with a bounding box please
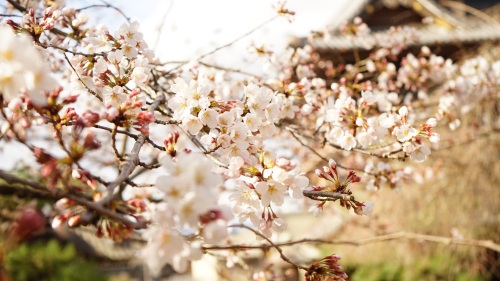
[68,214,81,227]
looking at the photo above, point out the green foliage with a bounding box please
[346,254,486,281]
[5,239,108,281]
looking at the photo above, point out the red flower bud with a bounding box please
[10,208,46,242]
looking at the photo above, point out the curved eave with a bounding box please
[311,22,500,51]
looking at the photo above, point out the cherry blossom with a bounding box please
[1,3,497,280]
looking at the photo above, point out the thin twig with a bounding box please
[63,53,103,102]
[42,43,106,57]
[288,125,402,160]
[94,124,138,139]
[198,61,263,79]
[0,13,22,17]
[204,231,500,253]
[111,125,124,161]
[77,1,131,23]
[285,126,373,175]
[166,15,279,74]
[152,0,174,51]
[228,224,308,270]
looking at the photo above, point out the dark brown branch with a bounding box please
[0,13,22,17]
[0,170,147,228]
[0,184,53,200]
[42,43,106,57]
[93,124,138,140]
[5,0,27,14]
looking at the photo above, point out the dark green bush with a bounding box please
[5,239,107,281]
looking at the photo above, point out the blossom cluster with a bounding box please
[0,24,57,106]
[227,155,309,237]
[68,20,155,132]
[139,150,229,274]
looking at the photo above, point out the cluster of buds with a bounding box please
[51,198,80,228]
[6,7,60,39]
[226,154,308,237]
[307,160,373,216]
[52,195,146,242]
[133,110,155,135]
[305,254,348,281]
[96,218,134,243]
[58,7,89,40]
[315,160,361,194]
[1,97,34,142]
[33,147,60,188]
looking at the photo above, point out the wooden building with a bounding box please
[294,0,500,64]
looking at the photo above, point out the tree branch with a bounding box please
[0,170,147,229]
[98,93,166,204]
[303,190,354,202]
[0,184,53,200]
[204,231,500,253]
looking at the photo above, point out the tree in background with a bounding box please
[0,0,499,280]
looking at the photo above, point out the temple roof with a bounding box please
[303,0,500,52]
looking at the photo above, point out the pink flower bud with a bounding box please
[83,132,100,150]
[72,169,82,180]
[34,148,52,163]
[20,117,31,128]
[8,98,23,111]
[82,110,100,126]
[315,169,324,178]
[40,160,57,177]
[64,95,79,104]
[128,199,146,213]
[55,198,72,210]
[68,214,81,227]
[51,215,65,229]
[426,118,437,127]
[328,159,337,170]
